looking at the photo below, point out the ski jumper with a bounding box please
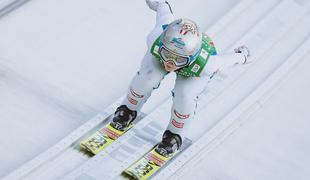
[122,3,246,139]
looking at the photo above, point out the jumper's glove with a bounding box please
[146,0,171,12]
[234,45,251,64]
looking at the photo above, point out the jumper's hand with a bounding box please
[234,45,251,64]
[146,0,167,12]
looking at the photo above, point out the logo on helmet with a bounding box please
[170,37,185,49]
[180,22,197,35]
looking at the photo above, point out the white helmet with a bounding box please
[159,18,202,67]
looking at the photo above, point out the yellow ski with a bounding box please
[80,123,133,155]
[124,145,178,180]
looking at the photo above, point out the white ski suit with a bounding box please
[122,3,246,140]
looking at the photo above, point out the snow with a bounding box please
[1,0,310,179]
[180,52,310,180]
[0,0,238,178]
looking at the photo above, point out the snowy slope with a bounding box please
[173,1,310,179]
[181,49,310,180]
[0,0,238,178]
[1,0,310,179]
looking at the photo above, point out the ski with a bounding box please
[80,123,134,155]
[123,138,191,179]
[80,110,146,155]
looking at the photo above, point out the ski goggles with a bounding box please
[158,45,201,68]
[159,45,191,68]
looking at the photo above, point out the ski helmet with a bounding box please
[158,18,202,68]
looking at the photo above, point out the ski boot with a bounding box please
[155,130,182,157]
[110,105,137,131]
